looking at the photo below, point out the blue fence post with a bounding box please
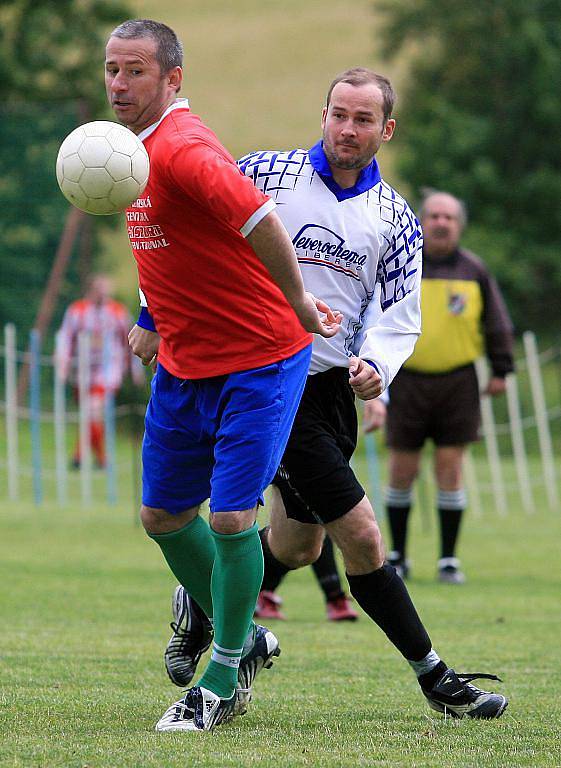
[103,331,117,504]
[29,328,43,505]
[365,432,384,520]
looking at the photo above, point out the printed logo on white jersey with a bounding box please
[293,223,367,279]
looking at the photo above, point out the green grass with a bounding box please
[2,458,561,767]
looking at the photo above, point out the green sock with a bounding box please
[197,522,263,698]
[148,515,215,618]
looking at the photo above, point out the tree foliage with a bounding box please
[0,0,131,339]
[379,0,561,332]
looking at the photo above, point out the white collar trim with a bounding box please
[137,98,190,142]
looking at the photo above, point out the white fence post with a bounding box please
[523,332,559,511]
[464,449,483,518]
[475,358,508,517]
[505,372,535,514]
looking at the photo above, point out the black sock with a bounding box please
[418,661,448,692]
[347,564,432,661]
[387,505,411,558]
[438,507,464,559]
[259,526,291,591]
[311,536,345,602]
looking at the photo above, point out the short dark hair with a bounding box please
[326,68,395,123]
[109,19,183,73]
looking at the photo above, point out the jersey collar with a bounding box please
[137,98,190,142]
[308,140,381,201]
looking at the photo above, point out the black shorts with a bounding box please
[273,367,365,525]
[386,364,481,450]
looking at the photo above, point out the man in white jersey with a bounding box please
[136,69,508,721]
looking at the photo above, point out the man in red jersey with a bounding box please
[105,18,340,732]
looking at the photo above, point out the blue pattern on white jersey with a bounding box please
[238,148,422,387]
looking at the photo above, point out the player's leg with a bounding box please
[432,365,480,583]
[140,365,216,618]
[256,487,324,619]
[385,448,421,577]
[157,346,311,732]
[89,385,106,468]
[138,363,231,731]
[311,536,358,621]
[434,445,467,583]
[270,368,506,719]
[142,504,215,618]
[384,370,430,577]
[325,493,506,718]
[193,505,263,710]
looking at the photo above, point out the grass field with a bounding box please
[2,449,561,767]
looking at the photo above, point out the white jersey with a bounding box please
[238,142,422,391]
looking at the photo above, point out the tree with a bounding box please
[379,0,561,332]
[0,0,131,339]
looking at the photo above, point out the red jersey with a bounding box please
[127,102,310,379]
[57,298,139,390]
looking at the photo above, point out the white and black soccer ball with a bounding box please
[56,121,150,215]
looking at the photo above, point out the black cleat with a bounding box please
[423,668,508,719]
[235,624,281,715]
[164,588,281,718]
[164,586,214,687]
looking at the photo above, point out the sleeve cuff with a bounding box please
[137,306,156,332]
[240,199,276,237]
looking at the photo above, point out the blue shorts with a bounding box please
[142,344,312,514]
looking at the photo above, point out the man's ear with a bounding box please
[382,118,396,142]
[169,66,182,92]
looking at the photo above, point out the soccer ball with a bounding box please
[56,121,150,215]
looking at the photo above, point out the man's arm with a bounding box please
[480,269,515,395]
[357,206,423,391]
[362,396,388,432]
[245,210,342,338]
[128,324,160,370]
[129,289,160,369]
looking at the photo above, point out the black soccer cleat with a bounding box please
[423,668,508,719]
[164,586,214,687]
[235,624,281,716]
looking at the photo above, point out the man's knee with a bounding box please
[346,520,384,560]
[268,532,323,570]
[388,449,421,488]
[140,504,162,533]
[328,500,385,571]
[140,504,199,535]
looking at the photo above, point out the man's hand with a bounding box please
[362,398,387,432]
[483,376,507,396]
[348,356,383,400]
[128,324,160,371]
[293,292,343,338]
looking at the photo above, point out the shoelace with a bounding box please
[456,673,503,683]
[172,697,196,721]
[455,673,503,701]
[168,620,199,653]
